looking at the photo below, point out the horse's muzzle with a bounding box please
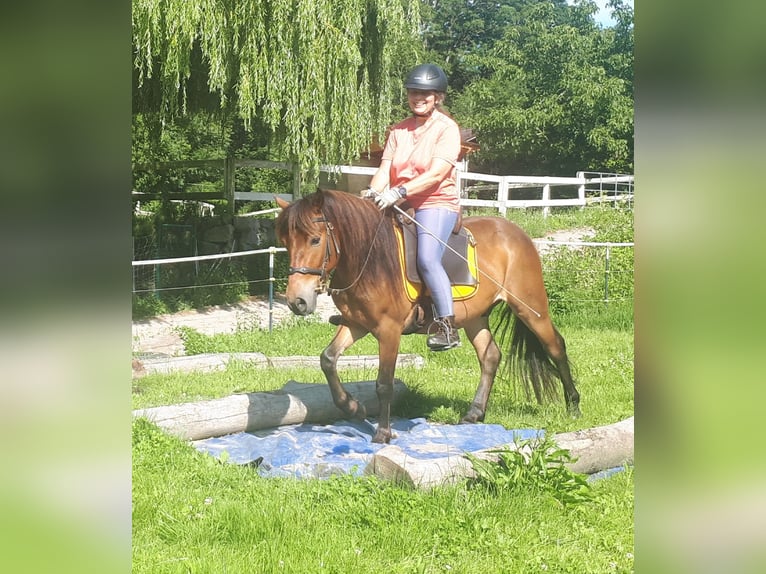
[287,296,314,316]
[285,279,319,316]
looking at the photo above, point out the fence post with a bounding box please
[292,164,302,199]
[604,245,611,303]
[577,171,586,210]
[542,183,551,218]
[268,247,276,333]
[498,178,509,217]
[224,157,235,215]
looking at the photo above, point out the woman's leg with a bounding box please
[415,208,458,317]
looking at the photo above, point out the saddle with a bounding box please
[393,208,479,304]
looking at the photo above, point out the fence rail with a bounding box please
[458,171,633,216]
[134,159,633,217]
[131,246,286,267]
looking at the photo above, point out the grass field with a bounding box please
[133,205,634,573]
[134,415,633,573]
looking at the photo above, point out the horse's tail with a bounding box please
[494,305,562,404]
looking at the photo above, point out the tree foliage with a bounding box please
[419,0,567,92]
[132,0,421,182]
[422,0,633,175]
[132,0,634,183]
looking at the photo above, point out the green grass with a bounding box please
[133,205,633,572]
[133,314,633,572]
[463,204,632,240]
[133,417,633,574]
[133,315,633,435]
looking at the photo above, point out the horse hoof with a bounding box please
[568,404,582,419]
[460,406,485,424]
[343,398,367,420]
[372,428,392,444]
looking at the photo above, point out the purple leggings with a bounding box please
[414,208,459,318]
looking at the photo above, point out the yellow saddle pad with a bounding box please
[393,222,480,303]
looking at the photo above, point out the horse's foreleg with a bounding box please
[461,317,501,424]
[372,334,402,444]
[320,323,369,419]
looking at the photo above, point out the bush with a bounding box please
[132,257,248,318]
[467,436,595,507]
[132,293,169,319]
[189,260,249,308]
[541,208,633,325]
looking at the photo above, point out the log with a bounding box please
[366,416,634,488]
[133,353,425,378]
[132,379,409,441]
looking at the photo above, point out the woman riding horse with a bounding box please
[365,63,463,351]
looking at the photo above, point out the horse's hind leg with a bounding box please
[523,312,581,417]
[320,323,370,419]
[461,316,502,424]
[549,325,581,416]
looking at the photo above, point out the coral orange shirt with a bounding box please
[381,109,461,212]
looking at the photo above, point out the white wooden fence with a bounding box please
[457,170,633,216]
[237,163,634,217]
[134,159,633,217]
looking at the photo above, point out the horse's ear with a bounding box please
[275,196,290,210]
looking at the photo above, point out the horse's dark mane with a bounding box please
[276,189,401,295]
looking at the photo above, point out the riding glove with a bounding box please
[374,186,405,210]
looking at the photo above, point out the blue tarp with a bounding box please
[192,418,542,478]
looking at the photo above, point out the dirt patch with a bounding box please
[534,227,596,255]
[132,294,339,357]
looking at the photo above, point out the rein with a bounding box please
[328,213,386,295]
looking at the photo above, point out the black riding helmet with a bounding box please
[404,64,448,93]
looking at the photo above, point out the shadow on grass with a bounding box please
[396,382,546,426]
[395,385,471,421]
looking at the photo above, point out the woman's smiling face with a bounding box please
[407,89,438,117]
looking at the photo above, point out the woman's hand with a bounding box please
[374,186,405,210]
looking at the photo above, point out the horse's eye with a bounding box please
[310,237,321,246]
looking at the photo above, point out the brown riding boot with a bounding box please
[427,316,461,351]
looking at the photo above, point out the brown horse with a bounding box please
[275,189,580,444]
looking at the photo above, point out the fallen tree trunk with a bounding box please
[133,379,409,441]
[133,353,425,377]
[366,416,633,488]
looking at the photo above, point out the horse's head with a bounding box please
[275,191,340,316]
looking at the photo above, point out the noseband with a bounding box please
[287,215,340,294]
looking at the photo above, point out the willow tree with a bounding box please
[132,0,421,183]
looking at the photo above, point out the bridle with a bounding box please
[287,215,339,294]
[286,209,385,296]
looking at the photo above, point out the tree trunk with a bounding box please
[133,379,409,440]
[366,417,634,488]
